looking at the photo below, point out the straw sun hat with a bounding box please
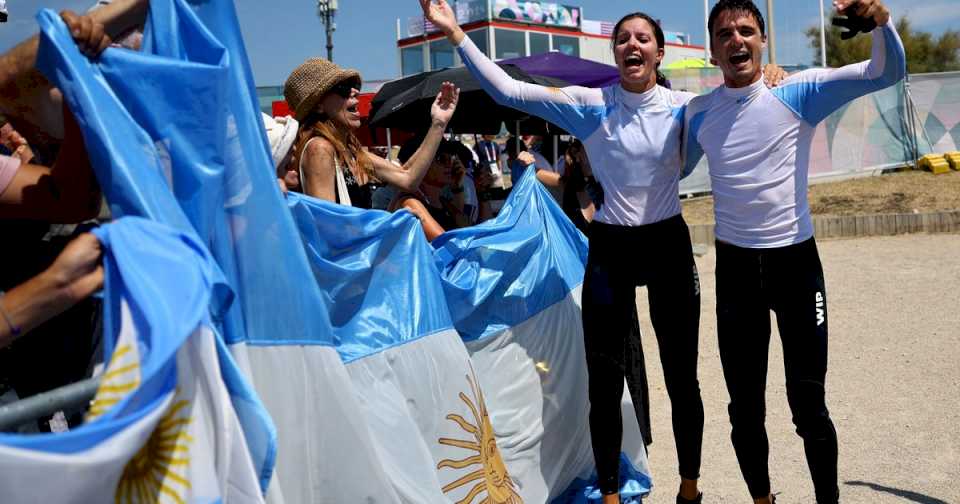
[283,58,361,122]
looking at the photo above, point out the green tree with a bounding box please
[805,16,960,73]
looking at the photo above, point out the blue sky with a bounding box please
[1,0,958,87]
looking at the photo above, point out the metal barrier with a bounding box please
[0,376,99,432]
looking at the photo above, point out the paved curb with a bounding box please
[688,210,960,246]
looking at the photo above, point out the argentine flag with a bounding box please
[284,194,526,503]
[434,168,653,502]
[0,218,264,503]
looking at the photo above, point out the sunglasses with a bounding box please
[330,79,360,98]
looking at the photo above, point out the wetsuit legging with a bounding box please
[715,238,836,502]
[455,34,705,495]
[682,19,905,503]
[582,216,703,494]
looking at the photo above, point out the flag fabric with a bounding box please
[285,194,527,503]
[0,217,263,504]
[433,168,653,502]
[31,0,655,501]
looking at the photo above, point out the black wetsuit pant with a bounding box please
[582,215,704,495]
[715,238,839,503]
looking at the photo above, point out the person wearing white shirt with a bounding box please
[681,1,904,503]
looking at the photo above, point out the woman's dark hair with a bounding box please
[707,0,766,49]
[611,12,669,87]
[563,139,588,181]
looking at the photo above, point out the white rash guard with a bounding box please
[682,19,906,248]
[457,36,696,227]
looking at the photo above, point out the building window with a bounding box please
[529,32,549,55]
[494,28,525,59]
[401,45,424,76]
[553,35,579,57]
[430,39,455,70]
[466,29,488,56]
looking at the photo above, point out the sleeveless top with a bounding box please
[299,137,373,209]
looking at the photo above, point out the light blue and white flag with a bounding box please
[286,194,526,503]
[0,218,264,504]
[433,168,653,502]
[34,1,415,500]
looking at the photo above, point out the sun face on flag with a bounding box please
[437,371,523,504]
[115,397,193,504]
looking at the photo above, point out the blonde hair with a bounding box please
[290,111,373,189]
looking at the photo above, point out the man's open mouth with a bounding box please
[729,51,751,66]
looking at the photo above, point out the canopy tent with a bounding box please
[500,51,620,88]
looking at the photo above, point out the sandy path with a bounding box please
[633,233,960,503]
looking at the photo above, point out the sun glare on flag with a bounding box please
[437,372,523,504]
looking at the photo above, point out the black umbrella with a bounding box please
[369,63,570,135]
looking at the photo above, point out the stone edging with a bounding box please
[688,210,960,246]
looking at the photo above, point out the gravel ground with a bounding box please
[681,171,960,225]
[633,233,960,503]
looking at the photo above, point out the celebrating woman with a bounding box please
[420,1,784,502]
[283,58,458,208]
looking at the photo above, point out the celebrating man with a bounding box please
[682,0,905,503]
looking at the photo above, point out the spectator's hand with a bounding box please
[0,123,35,164]
[60,10,112,58]
[419,0,458,36]
[834,0,889,27]
[762,64,787,88]
[282,169,300,191]
[44,232,104,304]
[12,144,35,164]
[430,81,459,128]
[517,151,536,167]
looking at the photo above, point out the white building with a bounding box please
[397,0,706,76]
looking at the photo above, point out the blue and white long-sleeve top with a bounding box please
[682,19,906,248]
[457,36,696,226]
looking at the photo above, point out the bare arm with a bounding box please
[300,138,337,202]
[396,196,446,241]
[0,106,101,222]
[0,233,103,348]
[367,82,458,192]
[536,169,562,188]
[0,3,146,138]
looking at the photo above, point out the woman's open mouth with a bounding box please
[624,54,645,69]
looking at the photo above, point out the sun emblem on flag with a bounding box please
[87,344,140,421]
[115,396,193,504]
[437,371,523,504]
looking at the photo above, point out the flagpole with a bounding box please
[766,0,776,64]
[818,0,828,66]
[703,0,710,62]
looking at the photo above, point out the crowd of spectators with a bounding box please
[0,0,602,433]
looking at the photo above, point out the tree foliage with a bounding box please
[805,16,960,73]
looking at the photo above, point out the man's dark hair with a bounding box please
[707,0,766,43]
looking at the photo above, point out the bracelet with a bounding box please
[0,292,21,337]
[450,185,464,194]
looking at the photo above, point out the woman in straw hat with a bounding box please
[284,57,458,208]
